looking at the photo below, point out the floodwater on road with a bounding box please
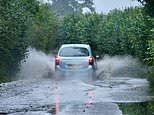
[0,76,153,115]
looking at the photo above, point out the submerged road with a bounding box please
[0,76,152,115]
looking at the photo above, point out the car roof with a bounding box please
[61,44,90,49]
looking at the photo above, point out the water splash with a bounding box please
[19,48,55,79]
[19,50,148,81]
[97,55,148,79]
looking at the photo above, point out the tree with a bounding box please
[137,0,154,17]
[50,0,95,16]
[0,0,40,82]
[59,12,102,55]
[25,4,60,52]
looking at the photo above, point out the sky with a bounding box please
[93,0,142,14]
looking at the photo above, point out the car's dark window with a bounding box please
[59,47,89,57]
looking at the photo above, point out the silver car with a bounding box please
[55,44,97,79]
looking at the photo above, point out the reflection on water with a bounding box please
[52,88,95,115]
[53,82,59,115]
[118,102,154,115]
[86,90,94,108]
[54,97,59,115]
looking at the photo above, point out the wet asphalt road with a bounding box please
[0,76,153,115]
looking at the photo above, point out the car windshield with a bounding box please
[59,47,89,57]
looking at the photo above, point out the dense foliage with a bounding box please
[137,0,154,17]
[137,0,154,90]
[25,4,59,52]
[0,0,39,82]
[58,13,102,55]
[0,0,59,82]
[119,102,154,115]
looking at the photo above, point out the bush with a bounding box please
[147,67,154,90]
